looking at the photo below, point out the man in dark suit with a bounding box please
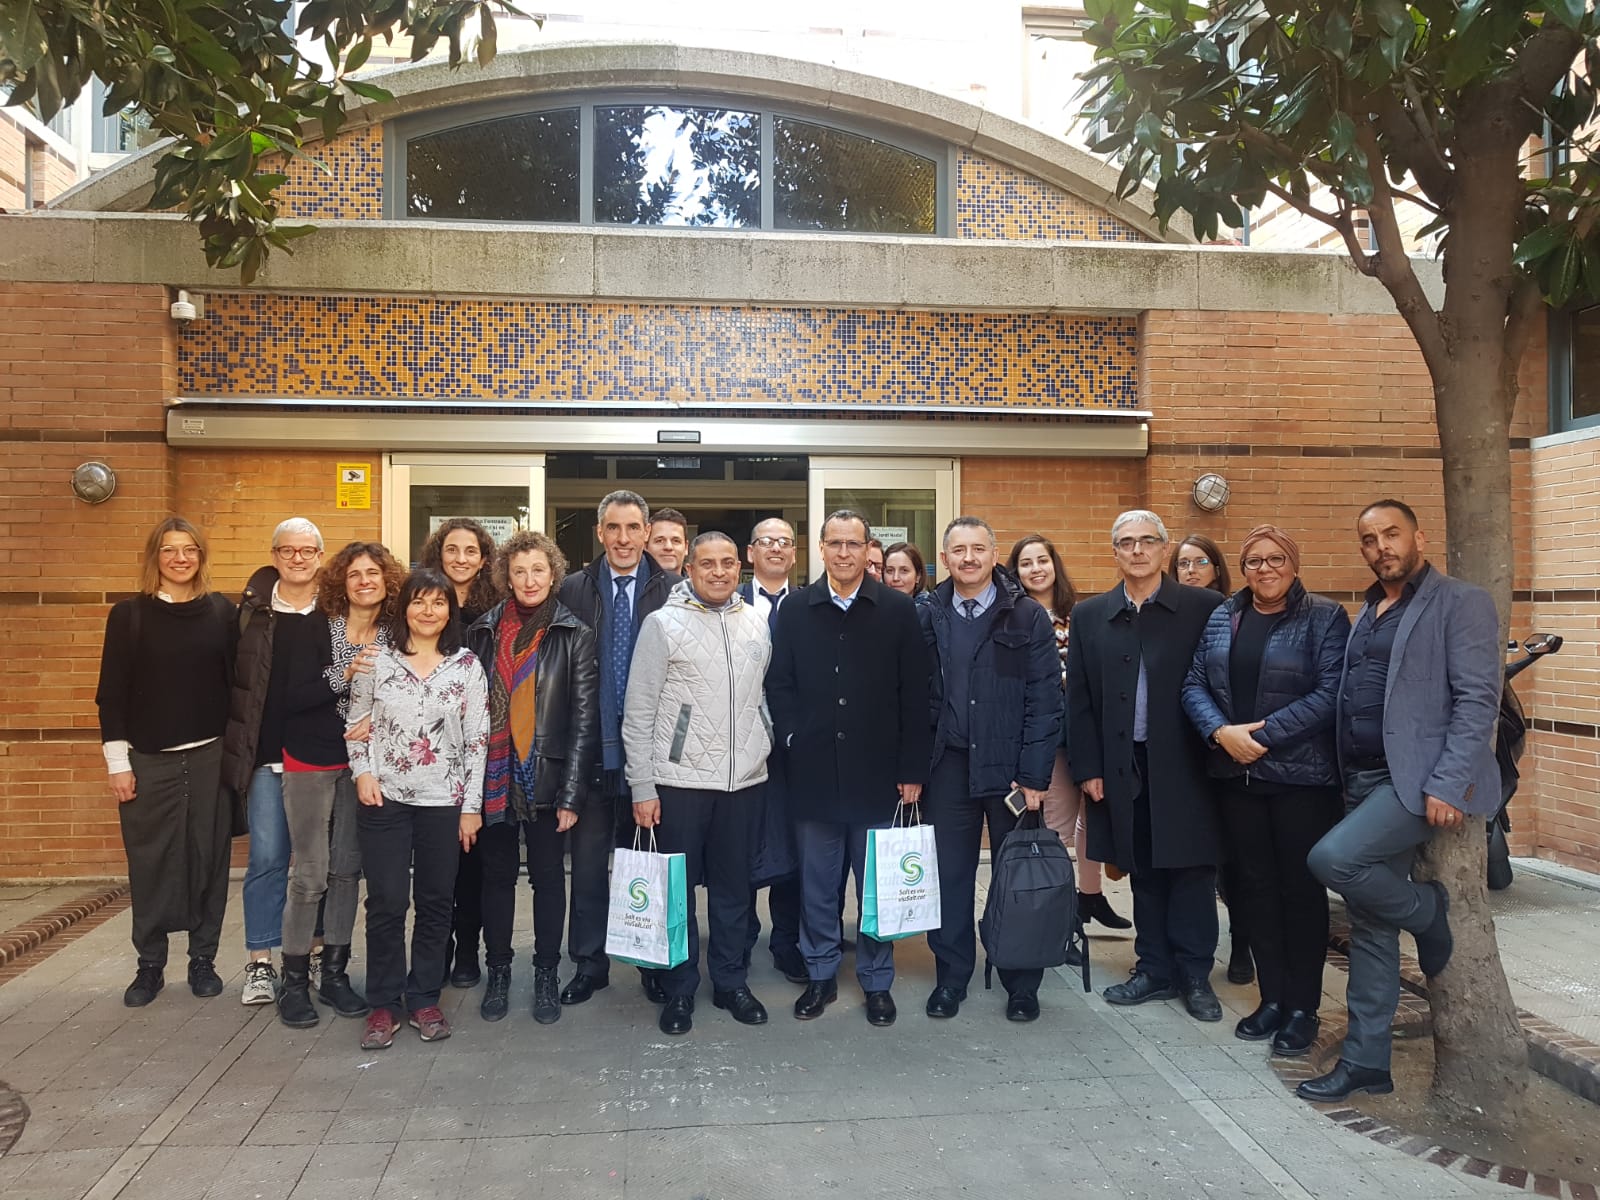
[1067,509,1225,1022]
[739,516,805,983]
[766,510,931,1027]
[920,516,1063,1022]
[1299,499,1500,1103]
[556,489,682,1007]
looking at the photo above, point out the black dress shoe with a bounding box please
[793,979,838,1020]
[1102,971,1177,1006]
[1080,891,1133,930]
[713,986,769,1025]
[1415,881,1454,977]
[1296,1058,1393,1103]
[773,952,809,985]
[1234,1000,1284,1042]
[659,996,694,1036]
[124,961,164,1008]
[865,991,897,1027]
[1181,978,1223,1022]
[187,957,223,998]
[1272,1010,1320,1057]
[559,973,609,1006]
[1227,939,1256,985]
[641,971,668,1005]
[1006,992,1040,1022]
[925,985,964,1019]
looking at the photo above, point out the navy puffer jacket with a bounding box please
[1180,579,1351,788]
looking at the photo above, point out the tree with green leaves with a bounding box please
[1082,0,1596,1124]
[1,0,525,280]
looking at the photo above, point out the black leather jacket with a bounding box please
[467,599,599,815]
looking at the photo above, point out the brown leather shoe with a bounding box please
[408,1005,452,1042]
[360,1009,399,1050]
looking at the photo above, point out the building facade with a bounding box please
[1,40,1595,879]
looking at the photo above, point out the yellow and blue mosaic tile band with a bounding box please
[179,295,1138,409]
[265,124,384,220]
[954,152,1149,242]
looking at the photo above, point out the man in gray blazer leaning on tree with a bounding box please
[1299,499,1502,1104]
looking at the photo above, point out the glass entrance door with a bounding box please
[806,457,958,584]
[384,454,546,565]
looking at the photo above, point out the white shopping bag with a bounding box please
[605,831,689,969]
[862,804,942,941]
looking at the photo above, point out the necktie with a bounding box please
[759,587,782,636]
[610,575,634,707]
[962,598,979,620]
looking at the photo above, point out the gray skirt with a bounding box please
[121,740,230,936]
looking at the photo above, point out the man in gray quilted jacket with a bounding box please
[623,531,773,1037]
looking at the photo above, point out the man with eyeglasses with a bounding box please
[767,510,930,1026]
[557,489,683,1008]
[919,516,1062,1022]
[1297,499,1499,1103]
[738,518,806,983]
[221,517,325,1008]
[1066,509,1226,1022]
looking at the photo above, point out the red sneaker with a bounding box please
[361,1009,398,1050]
[408,1005,452,1042]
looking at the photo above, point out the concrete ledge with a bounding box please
[50,40,1186,242]
[0,212,1440,315]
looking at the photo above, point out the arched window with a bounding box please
[390,95,946,234]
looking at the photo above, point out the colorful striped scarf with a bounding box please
[483,599,553,825]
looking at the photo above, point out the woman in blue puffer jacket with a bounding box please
[1181,525,1350,1060]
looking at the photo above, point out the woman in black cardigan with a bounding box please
[96,517,237,1008]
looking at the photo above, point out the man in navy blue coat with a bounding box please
[919,516,1063,1023]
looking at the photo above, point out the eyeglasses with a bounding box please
[1114,536,1164,552]
[821,539,867,552]
[158,546,199,559]
[752,536,795,549]
[273,545,321,561]
[1242,553,1290,572]
[1174,556,1211,570]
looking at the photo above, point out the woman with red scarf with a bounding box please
[466,530,599,1025]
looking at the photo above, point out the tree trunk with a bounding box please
[1413,354,1528,1125]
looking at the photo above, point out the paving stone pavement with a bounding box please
[0,878,1536,1200]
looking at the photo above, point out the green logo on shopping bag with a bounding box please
[628,878,650,912]
[900,853,924,885]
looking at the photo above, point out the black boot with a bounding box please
[315,945,369,1018]
[532,966,561,1025]
[450,935,481,988]
[481,965,512,1022]
[187,956,223,998]
[124,960,164,1008]
[278,954,319,1029]
[1227,935,1255,985]
[1079,891,1133,930]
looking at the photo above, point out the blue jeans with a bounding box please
[243,766,291,952]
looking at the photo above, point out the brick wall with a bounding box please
[1,282,176,877]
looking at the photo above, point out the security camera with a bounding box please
[170,289,198,322]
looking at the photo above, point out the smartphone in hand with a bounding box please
[1003,787,1028,818]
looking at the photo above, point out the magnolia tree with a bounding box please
[1,0,526,280]
[1081,0,1598,1122]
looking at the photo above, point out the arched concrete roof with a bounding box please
[53,40,1192,243]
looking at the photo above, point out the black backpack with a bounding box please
[979,810,1090,991]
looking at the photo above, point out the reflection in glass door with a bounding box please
[807,458,957,584]
[383,455,546,566]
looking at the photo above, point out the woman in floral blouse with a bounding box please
[347,568,489,1049]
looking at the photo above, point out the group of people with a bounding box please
[97,493,1501,1104]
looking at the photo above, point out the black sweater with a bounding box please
[280,615,348,768]
[96,594,235,752]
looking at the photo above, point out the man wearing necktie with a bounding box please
[738,518,805,982]
[919,516,1063,1022]
[556,490,683,1007]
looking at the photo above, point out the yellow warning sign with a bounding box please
[336,462,371,510]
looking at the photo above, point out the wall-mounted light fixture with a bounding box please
[1192,472,1230,512]
[71,461,117,504]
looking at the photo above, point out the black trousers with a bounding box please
[653,784,759,998]
[565,784,622,978]
[480,809,568,970]
[1218,778,1342,1013]
[1129,743,1219,986]
[123,742,231,966]
[749,877,802,961]
[923,750,1043,998]
[358,802,460,1015]
[449,839,483,962]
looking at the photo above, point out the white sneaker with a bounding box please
[307,947,323,991]
[241,960,279,1006]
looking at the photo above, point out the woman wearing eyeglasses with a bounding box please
[1180,525,1350,1058]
